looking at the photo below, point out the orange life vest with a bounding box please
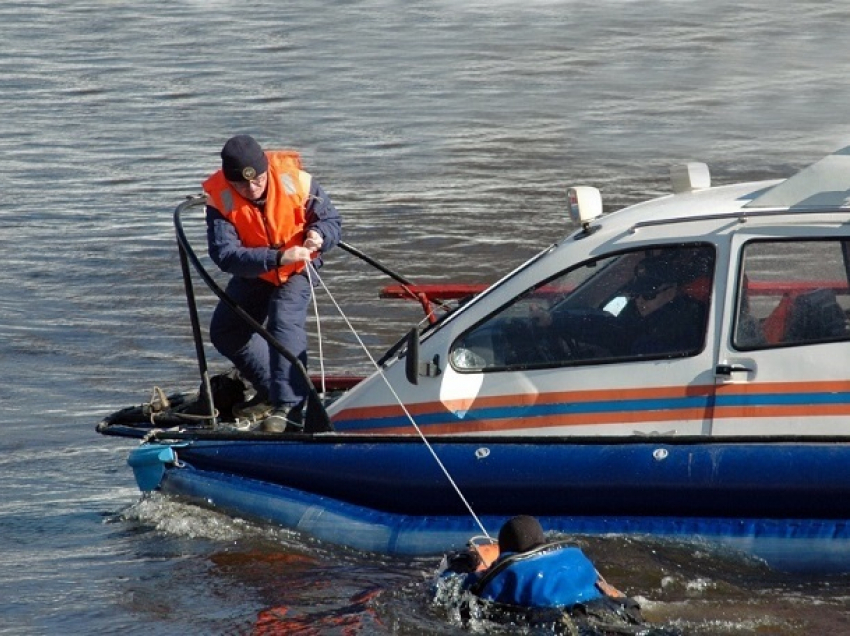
[203,150,312,285]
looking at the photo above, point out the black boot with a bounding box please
[260,404,304,433]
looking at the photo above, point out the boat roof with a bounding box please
[599,145,850,231]
[746,145,850,210]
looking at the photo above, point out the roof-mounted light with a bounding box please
[567,186,602,234]
[670,162,711,193]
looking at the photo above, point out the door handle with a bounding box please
[715,363,753,376]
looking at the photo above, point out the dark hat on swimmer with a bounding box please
[498,515,546,553]
[221,134,269,182]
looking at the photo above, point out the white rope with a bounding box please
[304,260,491,539]
[304,263,326,397]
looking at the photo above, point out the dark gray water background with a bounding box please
[2,1,850,633]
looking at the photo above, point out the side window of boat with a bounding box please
[450,244,715,372]
[734,239,850,350]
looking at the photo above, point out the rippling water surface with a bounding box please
[3,1,850,634]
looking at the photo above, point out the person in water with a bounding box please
[436,515,649,634]
[203,134,342,432]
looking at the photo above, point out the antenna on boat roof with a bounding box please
[567,186,602,236]
[670,162,711,193]
[304,262,492,540]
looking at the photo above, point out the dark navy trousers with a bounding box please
[209,272,312,407]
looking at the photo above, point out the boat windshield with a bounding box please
[421,243,560,337]
[450,243,715,371]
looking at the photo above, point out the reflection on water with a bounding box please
[113,496,850,635]
[3,0,850,633]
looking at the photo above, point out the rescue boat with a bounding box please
[98,146,850,573]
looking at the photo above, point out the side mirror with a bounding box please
[405,327,419,385]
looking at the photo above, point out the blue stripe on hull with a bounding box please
[336,390,850,431]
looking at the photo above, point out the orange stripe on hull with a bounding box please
[338,384,715,421]
[333,380,850,434]
[353,407,712,436]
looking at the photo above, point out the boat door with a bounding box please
[713,227,850,436]
[424,241,723,437]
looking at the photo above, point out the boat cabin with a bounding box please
[328,148,850,438]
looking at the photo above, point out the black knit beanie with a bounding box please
[498,515,546,553]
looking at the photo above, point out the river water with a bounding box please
[3,1,850,634]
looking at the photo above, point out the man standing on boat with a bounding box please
[203,134,342,432]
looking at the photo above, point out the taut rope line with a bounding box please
[303,261,491,539]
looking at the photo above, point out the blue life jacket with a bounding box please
[469,542,603,609]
